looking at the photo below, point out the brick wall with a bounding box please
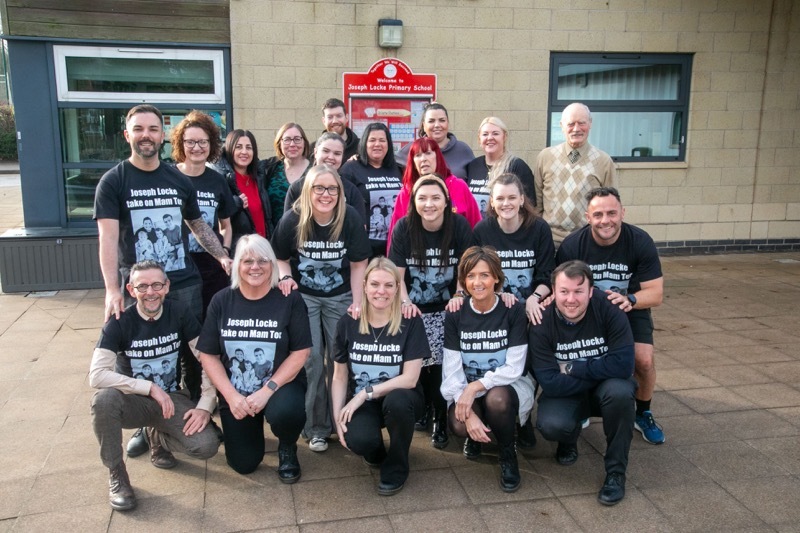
[229,0,800,246]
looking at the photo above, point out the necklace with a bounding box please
[370,324,387,343]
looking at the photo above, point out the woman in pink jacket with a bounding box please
[387,138,480,253]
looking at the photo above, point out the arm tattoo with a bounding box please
[186,218,226,259]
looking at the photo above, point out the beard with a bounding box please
[133,139,162,158]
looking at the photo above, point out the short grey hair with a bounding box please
[230,234,280,290]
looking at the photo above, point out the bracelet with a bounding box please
[279,275,292,282]
[401,299,411,306]
[454,290,467,298]
[533,292,544,301]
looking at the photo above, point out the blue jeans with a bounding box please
[301,291,351,439]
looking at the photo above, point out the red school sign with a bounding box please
[342,58,437,150]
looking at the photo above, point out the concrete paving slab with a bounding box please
[478,498,583,532]
[641,482,764,531]
[388,505,489,533]
[676,440,789,482]
[721,476,800,525]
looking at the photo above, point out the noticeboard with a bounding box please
[343,58,437,151]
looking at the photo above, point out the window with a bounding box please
[54,46,225,103]
[52,45,229,224]
[547,53,692,162]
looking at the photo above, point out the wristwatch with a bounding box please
[266,380,279,392]
[279,275,292,282]
[365,384,374,401]
[627,293,637,307]
[564,363,573,375]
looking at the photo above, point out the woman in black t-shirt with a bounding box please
[197,234,312,482]
[472,172,555,325]
[170,111,235,316]
[442,246,535,493]
[339,123,403,258]
[332,257,429,496]
[388,175,472,450]
[272,164,371,453]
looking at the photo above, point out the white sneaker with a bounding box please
[309,437,328,452]
[581,418,590,429]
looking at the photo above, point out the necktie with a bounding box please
[568,150,580,164]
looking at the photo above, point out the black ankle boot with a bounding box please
[498,443,521,493]
[430,409,449,449]
[277,441,301,484]
[414,407,430,432]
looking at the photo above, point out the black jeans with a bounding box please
[344,387,424,485]
[218,380,306,475]
[536,377,637,475]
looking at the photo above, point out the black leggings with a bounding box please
[448,385,519,446]
[218,380,306,474]
[419,364,446,415]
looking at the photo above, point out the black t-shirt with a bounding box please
[339,161,403,246]
[444,299,527,382]
[388,215,472,313]
[472,216,555,300]
[334,314,429,397]
[271,206,371,297]
[197,287,312,399]
[94,160,202,288]
[181,166,236,254]
[96,299,201,393]
[529,291,634,397]
[465,156,536,217]
[556,223,662,321]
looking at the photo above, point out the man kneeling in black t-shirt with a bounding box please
[89,261,220,511]
[529,260,636,506]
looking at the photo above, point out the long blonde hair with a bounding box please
[359,257,403,336]
[294,164,346,246]
[479,116,515,182]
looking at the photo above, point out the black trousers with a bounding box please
[344,387,424,485]
[536,377,637,475]
[218,380,306,475]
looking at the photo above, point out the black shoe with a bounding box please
[147,428,177,469]
[108,463,137,511]
[277,441,301,484]
[516,419,537,449]
[414,411,429,432]
[556,442,578,466]
[126,427,150,458]
[431,416,449,449]
[498,444,521,493]
[377,480,404,496]
[463,437,482,460]
[597,473,626,506]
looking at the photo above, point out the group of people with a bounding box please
[89,98,665,512]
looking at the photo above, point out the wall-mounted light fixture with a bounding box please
[378,19,403,49]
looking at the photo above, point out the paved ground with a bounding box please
[1,169,799,532]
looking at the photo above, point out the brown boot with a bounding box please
[147,427,177,469]
[108,462,137,511]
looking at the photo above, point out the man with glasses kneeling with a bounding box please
[89,260,220,511]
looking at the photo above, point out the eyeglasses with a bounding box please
[132,282,166,293]
[312,185,340,196]
[281,136,304,145]
[241,258,271,267]
[183,139,210,148]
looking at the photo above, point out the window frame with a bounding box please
[547,52,693,163]
[53,45,225,104]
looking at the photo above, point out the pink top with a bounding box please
[386,174,481,254]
